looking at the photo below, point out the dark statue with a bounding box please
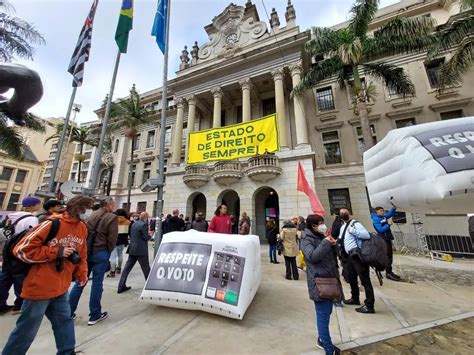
[0,63,43,126]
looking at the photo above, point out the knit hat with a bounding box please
[22,196,41,208]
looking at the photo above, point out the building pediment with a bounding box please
[198,3,269,62]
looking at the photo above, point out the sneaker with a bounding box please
[117,286,131,294]
[355,305,375,314]
[71,313,77,320]
[343,298,360,305]
[334,300,344,307]
[12,306,21,315]
[88,312,108,326]
[106,271,115,278]
[0,305,14,315]
[333,345,341,355]
[116,267,121,274]
[316,337,323,350]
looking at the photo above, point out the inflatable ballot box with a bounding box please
[364,116,474,214]
[140,230,261,320]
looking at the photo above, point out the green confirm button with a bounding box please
[225,290,238,304]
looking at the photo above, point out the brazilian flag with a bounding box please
[115,0,133,53]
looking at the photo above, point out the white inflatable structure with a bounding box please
[140,230,261,320]
[364,116,474,214]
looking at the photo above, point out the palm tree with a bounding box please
[47,124,98,183]
[110,85,154,213]
[294,0,436,150]
[428,0,473,91]
[0,112,45,158]
[0,0,45,62]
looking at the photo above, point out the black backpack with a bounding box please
[354,220,388,271]
[2,218,61,277]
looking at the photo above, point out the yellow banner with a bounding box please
[187,114,280,164]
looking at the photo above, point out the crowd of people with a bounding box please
[0,194,403,355]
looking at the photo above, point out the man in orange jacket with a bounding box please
[2,195,94,355]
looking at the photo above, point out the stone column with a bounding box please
[185,95,196,162]
[290,64,309,145]
[239,78,252,122]
[171,97,186,165]
[211,87,223,128]
[271,68,288,147]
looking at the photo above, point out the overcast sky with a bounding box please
[13,0,398,123]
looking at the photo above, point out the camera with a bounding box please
[67,251,81,265]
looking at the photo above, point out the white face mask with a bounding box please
[317,224,328,234]
[79,209,93,220]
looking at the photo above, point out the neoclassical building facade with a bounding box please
[101,0,473,240]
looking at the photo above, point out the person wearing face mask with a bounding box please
[69,197,118,325]
[2,195,93,355]
[301,214,340,355]
[338,208,375,314]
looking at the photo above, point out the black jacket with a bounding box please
[331,217,343,239]
[164,216,185,233]
[266,226,279,245]
[191,218,208,232]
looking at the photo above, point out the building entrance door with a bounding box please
[254,187,279,242]
[190,193,207,221]
[219,190,240,234]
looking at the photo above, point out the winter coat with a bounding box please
[266,226,279,245]
[191,218,208,232]
[13,214,88,300]
[164,216,185,233]
[278,224,299,257]
[301,228,339,302]
[208,215,232,234]
[116,215,130,246]
[128,219,149,256]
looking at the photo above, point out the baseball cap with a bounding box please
[22,196,41,208]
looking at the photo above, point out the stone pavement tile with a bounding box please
[430,282,474,303]
[163,312,324,355]
[77,306,200,354]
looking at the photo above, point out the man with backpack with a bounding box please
[371,201,401,281]
[337,207,375,314]
[69,196,118,325]
[0,196,42,315]
[2,195,93,355]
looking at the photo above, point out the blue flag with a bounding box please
[151,0,168,53]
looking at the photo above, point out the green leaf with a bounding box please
[293,57,344,95]
[362,62,415,97]
[437,40,473,90]
[0,116,24,158]
[304,27,341,55]
[428,14,474,59]
[349,0,379,38]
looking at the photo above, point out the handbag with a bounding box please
[314,277,342,299]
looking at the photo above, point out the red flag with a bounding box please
[297,161,325,215]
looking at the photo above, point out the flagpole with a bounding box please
[48,86,77,194]
[154,0,171,256]
[88,50,122,194]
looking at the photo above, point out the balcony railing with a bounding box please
[212,161,243,185]
[183,164,210,188]
[246,154,282,182]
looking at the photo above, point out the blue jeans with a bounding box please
[314,300,334,355]
[110,244,125,271]
[0,267,24,310]
[269,243,277,261]
[69,249,110,321]
[2,292,75,355]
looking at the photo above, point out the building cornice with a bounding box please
[428,97,472,112]
[314,121,344,132]
[386,106,424,120]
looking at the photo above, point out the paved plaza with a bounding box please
[1,245,473,354]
